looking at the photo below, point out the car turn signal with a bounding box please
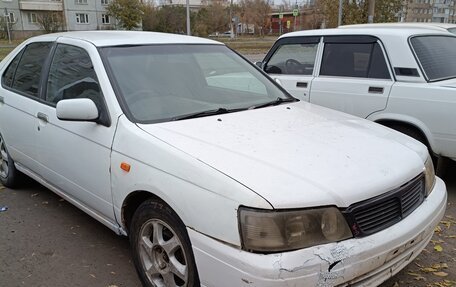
[120,162,131,172]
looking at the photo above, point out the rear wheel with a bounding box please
[0,134,19,188]
[130,199,200,287]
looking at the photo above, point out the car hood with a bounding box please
[138,102,427,209]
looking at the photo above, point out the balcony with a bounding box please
[19,1,63,11]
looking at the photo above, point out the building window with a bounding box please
[76,13,89,24]
[6,12,15,23]
[101,0,109,5]
[101,14,110,24]
[28,13,37,23]
[75,0,88,4]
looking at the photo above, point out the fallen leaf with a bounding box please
[431,263,448,269]
[31,193,39,197]
[435,226,443,233]
[41,201,48,205]
[434,245,443,252]
[440,221,452,229]
[407,272,426,281]
[421,267,438,272]
[433,271,448,277]
[89,274,96,278]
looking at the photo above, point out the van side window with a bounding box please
[265,43,318,75]
[320,42,390,79]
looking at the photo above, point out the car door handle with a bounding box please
[296,82,308,88]
[0,96,4,104]
[368,86,384,94]
[37,112,49,123]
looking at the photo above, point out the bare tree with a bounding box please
[37,11,64,33]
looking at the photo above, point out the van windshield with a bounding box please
[410,35,456,82]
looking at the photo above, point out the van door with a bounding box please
[262,36,320,101]
[310,36,394,118]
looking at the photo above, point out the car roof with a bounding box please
[339,22,456,31]
[28,31,223,47]
[279,26,454,39]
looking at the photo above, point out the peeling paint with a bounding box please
[241,278,253,284]
[313,244,354,286]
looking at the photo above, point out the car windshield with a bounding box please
[100,44,292,123]
[448,28,456,35]
[410,35,456,82]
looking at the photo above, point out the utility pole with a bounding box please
[229,0,234,39]
[4,8,11,44]
[338,0,342,26]
[186,0,191,35]
[368,0,375,23]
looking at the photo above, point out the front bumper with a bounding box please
[190,177,447,287]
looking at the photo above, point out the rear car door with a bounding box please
[310,36,394,118]
[35,40,117,223]
[0,42,53,176]
[262,36,320,101]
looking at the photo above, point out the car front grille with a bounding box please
[343,174,425,237]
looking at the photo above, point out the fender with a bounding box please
[367,112,437,153]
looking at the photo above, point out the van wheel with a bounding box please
[0,134,19,188]
[130,199,200,287]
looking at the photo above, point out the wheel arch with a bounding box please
[368,113,436,153]
[121,190,170,234]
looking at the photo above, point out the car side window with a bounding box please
[1,51,22,88]
[265,43,318,75]
[320,42,390,79]
[9,42,52,97]
[46,44,102,108]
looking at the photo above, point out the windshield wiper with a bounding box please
[249,97,297,110]
[172,107,244,121]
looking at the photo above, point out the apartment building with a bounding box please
[404,0,456,23]
[1,0,115,38]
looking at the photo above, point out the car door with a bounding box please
[35,40,117,223]
[310,36,394,118]
[0,42,53,176]
[262,36,320,101]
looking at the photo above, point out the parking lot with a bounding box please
[0,162,454,287]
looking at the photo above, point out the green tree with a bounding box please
[106,0,143,30]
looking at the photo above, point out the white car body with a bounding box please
[260,27,456,161]
[340,22,456,34]
[0,31,447,286]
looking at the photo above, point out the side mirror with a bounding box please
[56,98,99,122]
[255,61,264,69]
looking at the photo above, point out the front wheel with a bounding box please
[0,133,20,188]
[130,199,200,287]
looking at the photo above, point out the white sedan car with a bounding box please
[0,31,447,287]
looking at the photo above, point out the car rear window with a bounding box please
[410,36,456,82]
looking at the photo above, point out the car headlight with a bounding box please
[239,206,353,253]
[424,155,436,196]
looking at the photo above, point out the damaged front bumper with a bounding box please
[190,178,447,287]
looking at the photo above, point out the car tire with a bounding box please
[0,133,20,188]
[130,198,200,287]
